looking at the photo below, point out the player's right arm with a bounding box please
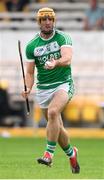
[22,62,35,99]
[22,41,35,99]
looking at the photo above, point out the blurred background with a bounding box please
[0,0,104,137]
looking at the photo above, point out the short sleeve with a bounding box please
[58,32,72,47]
[25,43,34,62]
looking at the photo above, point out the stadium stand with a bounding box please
[0,0,104,31]
[62,95,101,127]
[0,1,7,13]
[63,96,83,124]
[81,96,100,124]
[33,103,43,124]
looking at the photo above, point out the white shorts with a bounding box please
[35,82,74,109]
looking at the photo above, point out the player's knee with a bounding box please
[48,107,58,120]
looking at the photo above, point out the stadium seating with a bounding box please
[0,1,104,31]
[33,103,43,123]
[63,96,84,124]
[81,96,100,123]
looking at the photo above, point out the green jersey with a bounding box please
[26,29,73,90]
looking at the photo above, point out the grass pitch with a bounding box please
[0,137,104,179]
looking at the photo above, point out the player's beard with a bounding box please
[40,27,54,35]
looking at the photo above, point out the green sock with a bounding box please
[63,144,74,158]
[45,140,57,157]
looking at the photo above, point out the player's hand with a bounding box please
[21,88,31,99]
[44,59,56,70]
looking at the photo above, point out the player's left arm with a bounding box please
[55,46,72,67]
[44,46,72,69]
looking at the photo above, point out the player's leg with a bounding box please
[59,116,80,173]
[37,89,69,166]
[42,110,71,152]
[46,89,69,140]
[41,109,80,173]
